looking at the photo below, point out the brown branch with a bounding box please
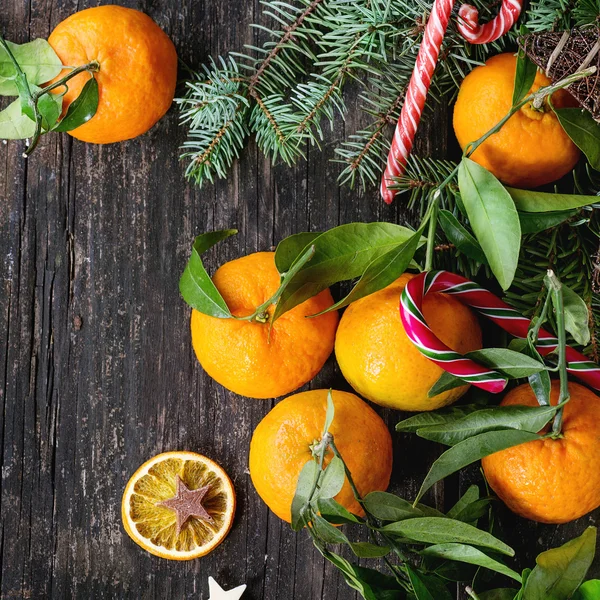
[253,95,286,143]
[195,119,236,165]
[296,72,343,134]
[248,0,325,96]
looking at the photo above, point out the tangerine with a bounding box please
[453,53,580,188]
[191,252,338,399]
[482,381,600,524]
[249,389,393,522]
[335,273,482,411]
[48,6,177,143]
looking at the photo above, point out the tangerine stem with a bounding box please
[425,193,440,272]
[545,270,570,434]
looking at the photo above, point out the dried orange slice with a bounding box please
[122,451,236,560]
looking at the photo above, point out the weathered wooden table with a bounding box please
[1,1,598,599]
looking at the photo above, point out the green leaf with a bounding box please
[421,543,522,582]
[316,498,361,525]
[428,371,468,398]
[0,97,36,139]
[272,222,418,320]
[447,485,479,519]
[452,498,492,524]
[513,27,537,105]
[480,589,518,600]
[458,158,521,290]
[37,88,62,130]
[553,107,600,170]
[382,517,514,556]
[275,231,321,274]
[466,348,547,378]
[53,76,99,132]
[317,456,345,500]
[290,460,319,531]
[311,230,423,316]
[312,513,348,544]
[519,210,577,234]
[562,284,591,346]
[406,565,436,600]
[179,230,237,318]
[416,405,556,446]
[438,209,488,265]
[0,39,62,96]
[322,389,335,436]
[524,527,597,600]
[574,580,600,600]
[349,542,390,558]
[320,552,381,600]
[415,430,540,503]
[522,340,552,406]
[396,405,483,433]
[363,491,423,521]
[507,188,598,212]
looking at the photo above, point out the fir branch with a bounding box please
[177,57,251,186]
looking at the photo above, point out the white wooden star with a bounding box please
[208,577,246,600]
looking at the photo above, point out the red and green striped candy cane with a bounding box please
[400,270,600,394]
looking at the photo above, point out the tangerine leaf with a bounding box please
[553,107,600,170]
[53,76,99,132]
[382,517,514,556]
[0,38,62,96]
[179,230,237,318]
[406,565,436,600]
[363,491,423,521]
[562,284,591,346]
[458,158,521,290]
[316,498,361,525]
[0,97,36,139]
[446,485,479,520]
[421,543,522,582]
[523,527,597,600]
[507,188,599,212]
[519,209,578,234]
[415,430,540,503]
[317,456,345,500]
[513,30,537,105]
[465,348,547,378]
[438,209,488,265]
[275,231,321,274]
[291,459,319,531]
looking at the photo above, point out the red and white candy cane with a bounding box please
[380,0,523,204]
[400,271,600,394]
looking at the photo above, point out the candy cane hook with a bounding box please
[458,0,522,45]
[400,271,600,394]
[380,0,523,204]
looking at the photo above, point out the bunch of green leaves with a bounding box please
[290,392,599,600]
[179,220,428,323]
[0,35,99,154]
[290,391,522,600]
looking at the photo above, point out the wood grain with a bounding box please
[1,2,598,599]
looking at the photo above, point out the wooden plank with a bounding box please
[2,1,596,600]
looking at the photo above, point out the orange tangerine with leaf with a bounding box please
[249,389,393,522]
[483,381,600,524]
[453,53,579,188]
[48,5,177,143]
[191,251,338,399]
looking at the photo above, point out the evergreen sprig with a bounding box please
[178,0,513,189]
